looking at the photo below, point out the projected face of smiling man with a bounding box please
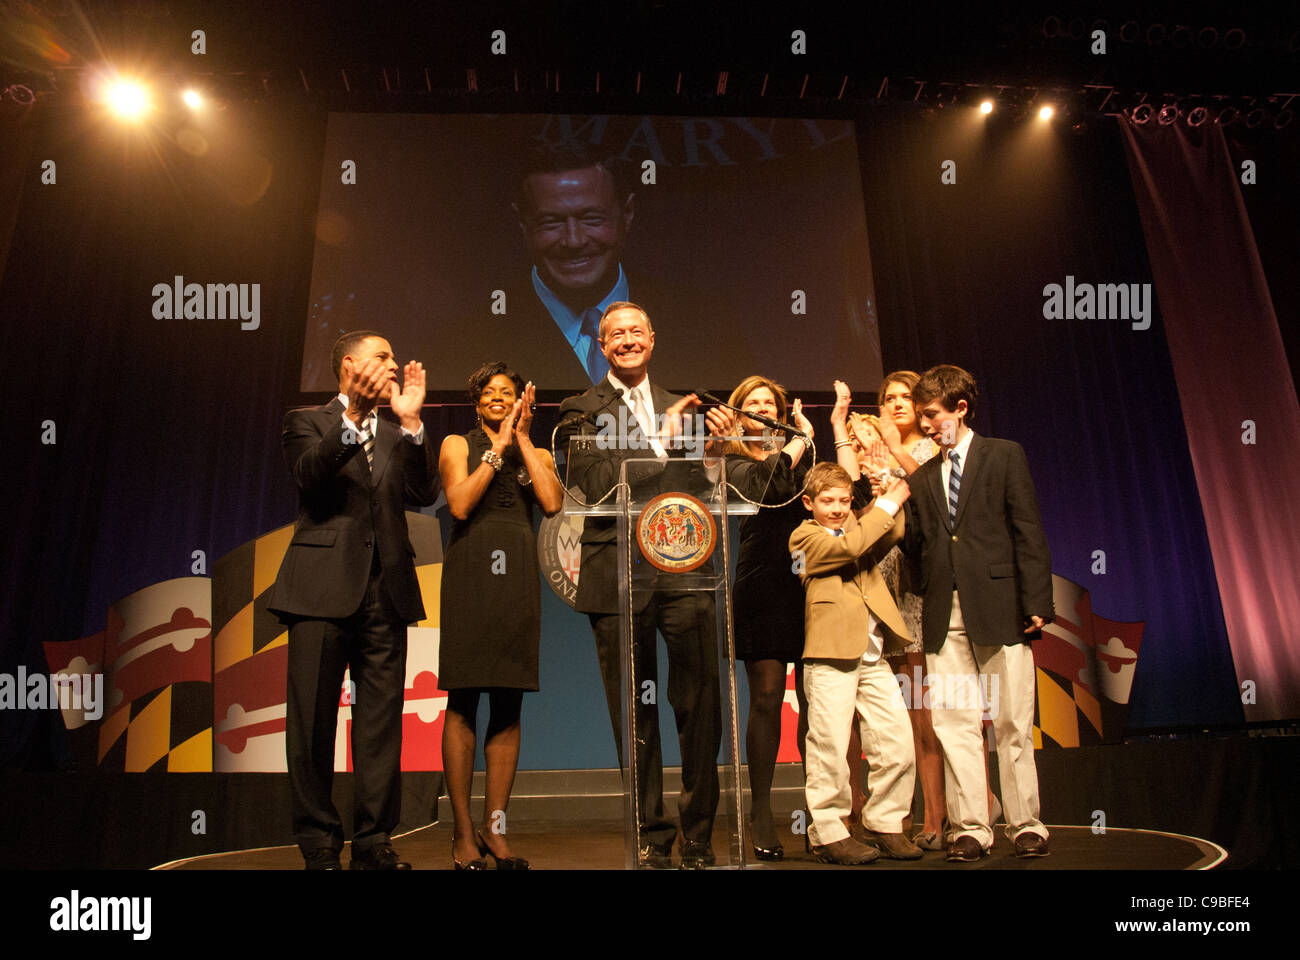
[516,161,635,312]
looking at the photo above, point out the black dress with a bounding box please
[727,451,810,663]
[437,428,540,690]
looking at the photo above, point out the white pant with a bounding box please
[803,657,915,846]
[926,591,1047,849]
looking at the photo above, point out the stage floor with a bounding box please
[158,820,1225,870]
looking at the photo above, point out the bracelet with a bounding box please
[481,450,504,472]
[834,439,853,449]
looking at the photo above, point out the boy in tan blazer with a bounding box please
[789,463,921,864]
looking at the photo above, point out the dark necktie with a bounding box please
[579,307,610,383]
[948,450,962,526]
[833,529,844,537]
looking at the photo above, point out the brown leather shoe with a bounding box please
[945,835,987,862]
[864,829,924,860]
[1014,832,1050,858]
[810,836,881,865]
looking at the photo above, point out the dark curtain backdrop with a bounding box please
[4,98,1297,771]
[857,105,1244,729]
[1121,118,1300,722]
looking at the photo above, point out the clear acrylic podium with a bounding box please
[563,438,756,869]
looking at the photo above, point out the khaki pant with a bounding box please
[926,591,1048,849]
[803,656,915,846]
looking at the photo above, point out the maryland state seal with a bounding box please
[636,492,717,573]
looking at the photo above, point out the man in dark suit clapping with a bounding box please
[899,364,1054,862]
[268,330,440,870]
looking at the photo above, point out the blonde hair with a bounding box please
[803,462,854,499]
[722,375,789,459]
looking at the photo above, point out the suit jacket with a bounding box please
[555,377,709,615]
[267,396,441,623]
[902,432,1053,652]
[789,505,911,660]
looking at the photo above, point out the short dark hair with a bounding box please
[913,364,978,421]
[804,462,855,500]
[467,361,525,405]
[331,329,385,382]
[514,141,627,214]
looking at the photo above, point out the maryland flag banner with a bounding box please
[42,511,448,773]
[1033,574,1145,747]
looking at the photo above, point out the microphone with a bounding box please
[692,388,809,440]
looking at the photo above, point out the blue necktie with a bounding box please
[948,450,962,526]
[579,307,610,383]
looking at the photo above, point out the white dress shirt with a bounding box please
[338,392,425,444]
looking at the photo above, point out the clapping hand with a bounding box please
[830,380,851,427]
[389,360,427,427]
[515,382,536,442]
[790,398,813,439]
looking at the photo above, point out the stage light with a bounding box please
[1120,21,1139,43]
[1244,107,1266,129]
[980,100,993,114]
[1198,26,1219,48]
[1215,106,1239,126]
[1187,106,1209,127]
[182,89,202,109]
[1223,28,1245,50]
[1170,25,1193,49]
[1157,104,1180,125]
[103,79,151,121]
[1038,105,1054,121]
[1275,110,1293,131]
[1131,103,1154,124]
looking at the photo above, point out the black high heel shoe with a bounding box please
[452,837,487,871]
[748,821,785,862]
[476,830,530,870]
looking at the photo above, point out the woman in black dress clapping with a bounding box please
[438,362,562,870]
[704,375,814,861]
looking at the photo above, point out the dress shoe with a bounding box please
[863,829,923,860]
[475,830,530,870]
[638,842,673,870]
[679,840,716,870]
[303,848,341,871]
[944,835,988,863]
[349,842,412,870]
[810,837,880,865]
[748,821,785,862]
[1014,832,1050,858]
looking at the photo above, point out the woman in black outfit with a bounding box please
[704,375,814,861]
[438,362,562,870]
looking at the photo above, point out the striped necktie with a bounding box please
[948,450,962,525]
[363,413,377,471]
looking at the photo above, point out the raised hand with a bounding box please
[662,393,702,440]
[346,357,395,422]
[863,432,890,475]
[490,399,523,454]
[790,398,813,439]
[705,405,736,438]
[515,382,536,442]
[878,477,911,509]
[830,380,851,426]
[873,407,902,451]
[389,360,426,425]
[848,412,879,451]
